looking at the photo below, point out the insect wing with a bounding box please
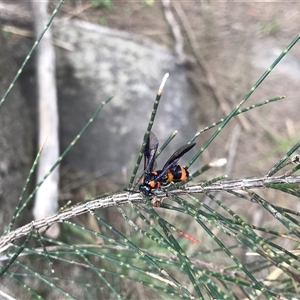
[144,132,159,172]
[155,143,196,181]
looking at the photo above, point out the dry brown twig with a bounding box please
[60,1,93,21]
[2,25,74,51]
[161,0,195,65]
[172,1,251,132]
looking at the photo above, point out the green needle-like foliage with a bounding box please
[0,1,300,299]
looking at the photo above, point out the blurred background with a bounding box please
[1,1,300,298]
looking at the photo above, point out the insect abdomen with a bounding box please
[166,165,189,182]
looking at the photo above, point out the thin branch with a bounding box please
[2,25,74,51]
[1,175,300,252]
[172,1,251,132]
[60,1,92,21]
[161,0,195,65]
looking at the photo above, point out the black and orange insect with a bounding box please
[139,132,196,196]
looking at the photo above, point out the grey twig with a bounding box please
[1,175,299,252]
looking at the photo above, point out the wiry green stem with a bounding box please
[0,0,65,109]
